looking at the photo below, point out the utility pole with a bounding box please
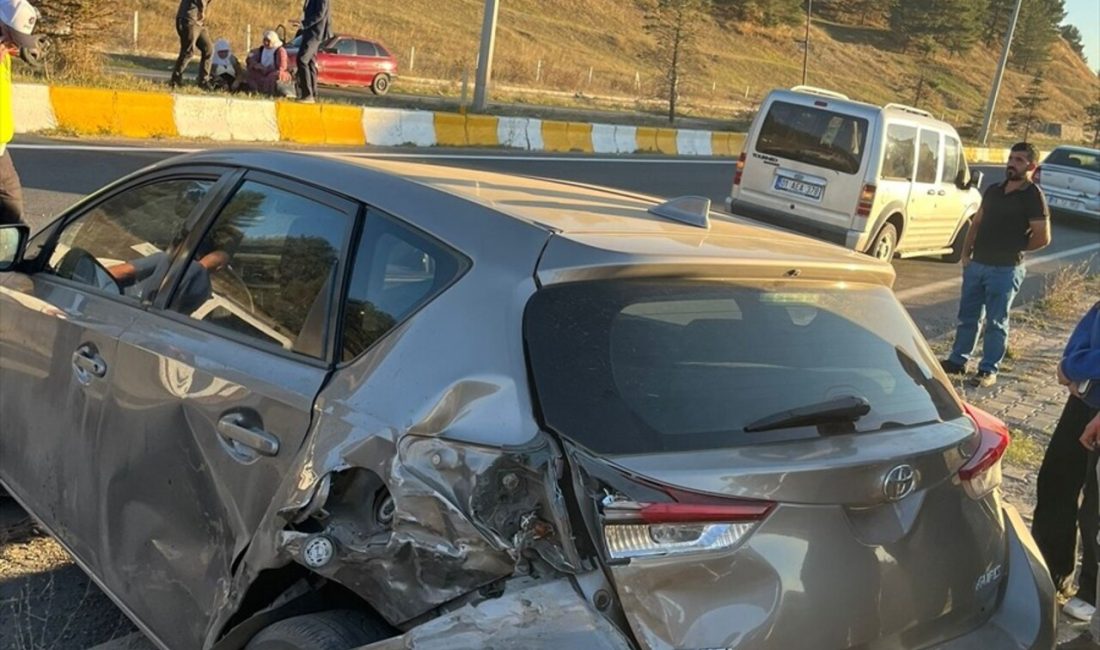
[801,0,812,85]
[472,0,499,112]
[978,0,1023,145]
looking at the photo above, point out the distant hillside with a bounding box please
[120,0,1098,140]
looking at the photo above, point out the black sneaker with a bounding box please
[940,359,966,375]
[970,371,997,388]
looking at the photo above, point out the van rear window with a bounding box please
[757,101,868,174]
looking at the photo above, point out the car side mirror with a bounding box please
[967,170,984,190]
[0,224,29,272]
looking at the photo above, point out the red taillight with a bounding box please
[1032,165,1042,185]
[856,183,876,218]
[959,404,1009,498]
[602,496,774,560]
[638,501,774,524]
[733,152,746,186]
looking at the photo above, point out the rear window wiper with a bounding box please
[743,395,871,433]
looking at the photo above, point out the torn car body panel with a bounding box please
[354,577,634,650]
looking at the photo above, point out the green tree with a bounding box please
[889,0,983,55]
[1009,0,1065,72]
[982,0,1016,46]
[1085,102,1100,147]
[645,0,711,124]
[712,0,803,27]
[1007,72,1048,142]
[1060,24,1086,62]
[34,0,123,76]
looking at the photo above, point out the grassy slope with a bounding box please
[120,0,1097,136]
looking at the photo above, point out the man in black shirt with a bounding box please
[169,0,213,88]
[941,142,1051,387]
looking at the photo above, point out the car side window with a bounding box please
[915,129,940,184]
[341,209,468,362]
[336,39,356,55]
[46,179,213,300]
[167,180,351,360]
[356,40,378,57]
[882,125,916,181]
[942,136,961,186]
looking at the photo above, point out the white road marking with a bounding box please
[896,243,1100,301]
[8,143,733,163]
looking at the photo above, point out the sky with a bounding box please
[1065,0,1100,73]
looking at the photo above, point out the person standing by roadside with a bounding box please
[169,0,213,89]
[1037,301,1100,624]
[1060,407,1100,649]
[940,142,1051,388]
[0,0,41,225]
[294,0,331,104]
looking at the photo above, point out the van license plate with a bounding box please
[775,176,824,200]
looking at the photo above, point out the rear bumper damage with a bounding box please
[354,577,634,650]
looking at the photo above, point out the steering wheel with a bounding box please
[55,247,121,295]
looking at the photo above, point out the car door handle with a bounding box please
[927,189,937,195]
[217,414,280,457]
[72,345,107,381]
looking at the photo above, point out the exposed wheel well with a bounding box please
[213,569,394,650]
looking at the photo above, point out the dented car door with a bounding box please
[90,173,358,649]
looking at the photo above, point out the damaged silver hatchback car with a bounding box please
[0,151,1054,650]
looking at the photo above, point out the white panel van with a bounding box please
[725,86,984,261]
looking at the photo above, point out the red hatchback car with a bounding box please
[285,34,398,95]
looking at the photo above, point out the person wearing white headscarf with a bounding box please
[246,30,292,97]
[209,39,244,92]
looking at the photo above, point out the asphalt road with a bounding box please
[1,138,1098,650]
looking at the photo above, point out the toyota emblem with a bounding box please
[883,464,916,501]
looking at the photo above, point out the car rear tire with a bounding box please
[868,222,898,261]
[370,74,391,95]
[245,610,390,650]
[942,217,972,263]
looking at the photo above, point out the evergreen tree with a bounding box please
[889,0,983,54]
[1007,72,1048,141]
[1085,101,1100,147]
[1010,0,1065,72]
[1060,24,1086,63]
[645,0,711,124]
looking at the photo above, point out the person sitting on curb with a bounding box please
[209,39,245,92]
[1060,407,1100,648]
[245,30,293,98]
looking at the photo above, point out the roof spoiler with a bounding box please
[883,102,934,118]
[790,85,849,100]
[648,196,711,229]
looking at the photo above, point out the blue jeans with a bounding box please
[948,261,1026,374]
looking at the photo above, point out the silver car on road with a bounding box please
[0,151,1055,650]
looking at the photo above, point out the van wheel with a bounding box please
[370,74,391,95]
[942,217,971,263]
[869,223,898,261]
[245,610,390,650]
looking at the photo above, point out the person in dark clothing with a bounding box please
[169,0,214,88]
[1035,302,1100,623]
[940,142,1051,388]
[295,0,331,103]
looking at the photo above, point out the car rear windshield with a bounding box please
[1045,149,1100,173]
[525,280,962,455]
[756,101,869,174]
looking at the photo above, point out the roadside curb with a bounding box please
[14,82,1021,162]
